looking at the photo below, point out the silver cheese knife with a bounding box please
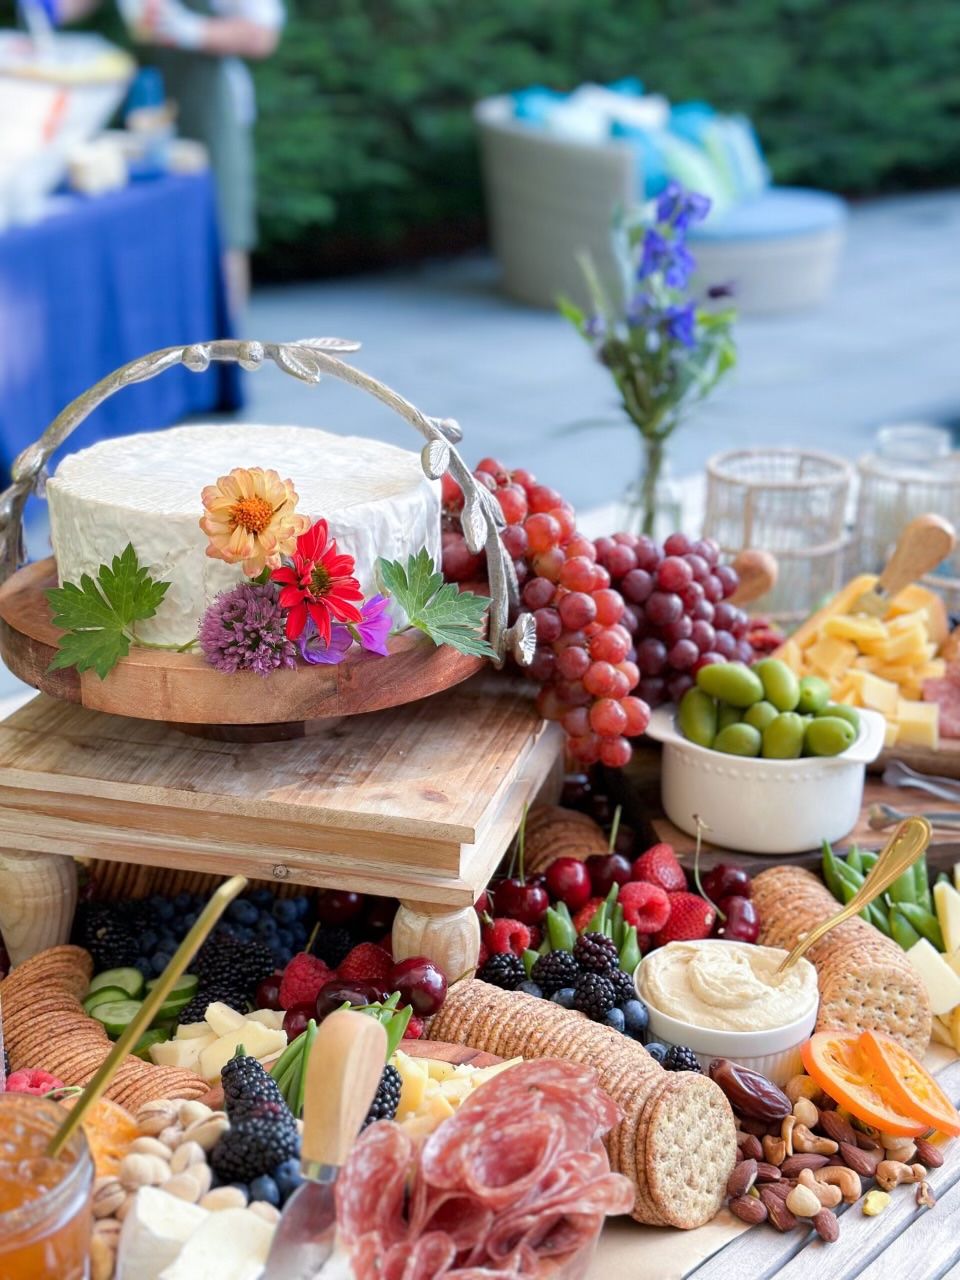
[263,1009,388,1280]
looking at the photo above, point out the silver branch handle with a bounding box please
[0,338,536,668]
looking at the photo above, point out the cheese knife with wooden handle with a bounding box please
[851,514,955,617]
[263,1009,388,1280]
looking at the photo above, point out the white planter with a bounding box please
[645,704,886,854]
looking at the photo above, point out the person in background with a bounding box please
[120,0,284,313]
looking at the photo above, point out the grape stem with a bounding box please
[692,813,726,922]
[607,804,623,855]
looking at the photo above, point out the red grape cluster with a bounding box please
[594,531,752,709]
[441,458,648,768]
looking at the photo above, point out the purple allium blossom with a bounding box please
[198,581,297,677]
[298,593,392,665]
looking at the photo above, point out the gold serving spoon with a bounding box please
[48,873,248,1158]
[777,817,931,972]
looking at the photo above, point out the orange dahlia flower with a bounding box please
[200,467,309,577]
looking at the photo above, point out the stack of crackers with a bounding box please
[0,946,208,1108]
[524,805,609,875]
[753,865,931,1057]
[428,978,737,1229]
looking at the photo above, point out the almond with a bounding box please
[759,1186,798,1232]
[914,1138,944,1170]
[729,1194,767,1224]
[727,1160,758,1198]
[780,1153,830,1177]
[738,1134,763,1161]
[755,1161,783,1182]
[818,1111,857,1147]
[839,1141,881,1177]
[813,1208,839,1242]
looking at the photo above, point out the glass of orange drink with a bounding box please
[0,1093,93,1280]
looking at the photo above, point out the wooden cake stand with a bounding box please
[0,675,564,975]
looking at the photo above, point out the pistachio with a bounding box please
[90,1221,121,1280]
[200,1186,248,1211]
[159,1125,184,1150]
[182,1113,229,1152]
[92,1176,127,1219]
[164,1171,204,1203]
[119,1153,171,1190]
[170,1141,206,1175]
[129,1136,173,1160]
[135,1100,179,1136]
[179,1100,213,1128]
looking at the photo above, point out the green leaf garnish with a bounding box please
[376,548,496,659]
[46,543,171,679]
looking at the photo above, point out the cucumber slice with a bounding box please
[90,998,143,1038]
[153,995,192,1023]
[132,1029,168,1061]
[82,985,130,1015]
[146,974,198,1000]
[88,968,145,999]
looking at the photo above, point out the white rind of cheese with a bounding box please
[115,1186,208,1280]
[47,424,442,645]
[158,1206,274,1280]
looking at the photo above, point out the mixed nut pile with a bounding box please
[710,1060,942,1242]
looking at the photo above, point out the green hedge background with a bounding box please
[7,0,960,275]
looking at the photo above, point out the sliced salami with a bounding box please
[336,1121,413,1247]
[924,676,960,737]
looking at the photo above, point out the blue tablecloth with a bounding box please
[0,172,242,480]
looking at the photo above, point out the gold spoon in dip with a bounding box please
[776,817,931,973]
[48,873,248,1159]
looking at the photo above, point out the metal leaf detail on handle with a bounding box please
[0,337,534,668]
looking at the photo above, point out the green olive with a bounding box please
[696,661,765,708]
[752,658,801,712]
[804,715,856,757]
[819,702,861,734]
[717,704,744,731]
[762,711,806,759]
[678,687,717,748]
[797,674,831,715]
[713,722,762,757]
[743,700,779,732]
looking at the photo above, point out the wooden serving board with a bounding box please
[399,1039,504,1070]
[0,557,484,727]
[877,738,960,780]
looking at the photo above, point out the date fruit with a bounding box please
[709,1058,792,1121]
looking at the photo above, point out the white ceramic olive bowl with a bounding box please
[645,704,886,854]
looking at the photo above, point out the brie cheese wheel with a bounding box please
[47,424,442,645]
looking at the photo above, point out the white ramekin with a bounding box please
[645,704,885,854]
[634,942,820,1086]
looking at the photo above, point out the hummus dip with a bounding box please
[638,940,818,1033]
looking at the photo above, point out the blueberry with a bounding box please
[273,900,297,924]
[273,1158,303,1199]
[551,987,576,1009]
[294,897,310,918]
[645,1041,668,1063]
[257,917,278,936]
[289,923,307,945]
[249,1174,281,1207]
[517,980,543,999]
[151,951,173,975]
[156,901,175,921]
[277,928,293,948]
[251,889,273,908]
[134,957,153,975]
[604,1007,626,1034]
[621,999,649,1039]
[227,901,247,922]
[183,912,198,928]
[174,893,192,911]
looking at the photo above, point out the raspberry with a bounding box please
[403,1015,425,1040]
[482,917,531,956]
[4,1069,64,1096]
[572,897,606,934]
[618,881,671,933]
[278,953,333,1010]
[337,943,393,985]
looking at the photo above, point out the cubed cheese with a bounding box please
[874,622,928,664]
[779,639,804,673]
[933,881,960,954]
[150,1035,215,1071]
[905,939,960,1015]
[822,614,888,644]
[848,670,899,716]
[895,698,940,750]
[806,634,858,678]
[157,1208,273,1280]
[883,720,900,749]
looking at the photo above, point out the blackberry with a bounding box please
[477,953,526,990]
[197,929,274,991]
[663,1045,702,1073]
[3,1047,8,1077]
[573,932,619,977]
[573,972,617,1021]
[210,1115,299,1184]
[363,1065,402,1128]
[531,950,580,996]
[221,1051,288,1119]
[77,906,141,970]
[312,926,354,969]
[607,968,637,1005]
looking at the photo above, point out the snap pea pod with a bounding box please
[890,909,922,951]
[846,846,864,874]
[821,840,847,900]
[546,905,576,953]
[887,862,918,905]
[522,948,539,977]
[553,901,574,927]
[859,851,879,871]
[829,851,891,935]
[619,925,642,976]
[896,902,945,950]
[863,900,893,937]
[295,1018,318,1119]
[585,900,607,935]
[611,903,626,951]
[269,1032,303,1086]
[914,855,932,912]
[936,871,951,887]
[599,883,620,939]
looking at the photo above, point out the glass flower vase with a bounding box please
[622,437,682,539]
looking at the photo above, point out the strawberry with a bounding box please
[618,881,671,933]
[653,892,715,946]
[572,897,606,934]
[5,1069,64,1096]
[631,843,687,894]
[337,943,393,985]
[279,953,333,1010]
[403,1014,425,1040]
[482,917,531,956]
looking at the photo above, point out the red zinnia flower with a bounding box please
[271,520,364,643]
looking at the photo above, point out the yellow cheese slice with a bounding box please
[848,670,899,716]
[822,614,888,643]
[895,698,940,749]
[806,634,858,678]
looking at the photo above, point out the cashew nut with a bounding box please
[875,1160,925,1192]
[797,1168,842,1209]
[792,1123,838,1156]
[880,1136,916,1162]
[792,1097,819,1129]
[762,1135,787,1166]
[781,1114,797,1157]
[814,1166,861,1203]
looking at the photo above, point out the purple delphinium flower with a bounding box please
[656,182,711,231]
[664,303,697,348]
[584,312,606,339]
[663,241,696,289]
[198,581,297,677]
[626,292,656,328]
[637,229,670,280]
[299,593,393,665]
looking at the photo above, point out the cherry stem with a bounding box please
[692,813,726,923]
[305,919,321,956]
[607,804,622,855]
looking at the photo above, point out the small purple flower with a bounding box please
[664,241,696,289]
[626,292,657,328]
[298,593,392,665]
[353,593,391,657]
[655,181,684,224]
[584,313,606,339]
[656,182,711,231]
[299,621,353,666]
[198,581,297,677]
[664,303,697,348]
[637,229,670,280]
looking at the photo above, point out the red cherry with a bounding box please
[316,890,365,926]
[390,956,448,1016]
[584,852,632,896]
[282,1003,315,1039]
[363,895,398,934]
[494,877,549,925]
[702,864,753,902]
[716,895,760,943]
[544,856,593,911]
[255,974,283,1011]
[315,979,384,1021]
